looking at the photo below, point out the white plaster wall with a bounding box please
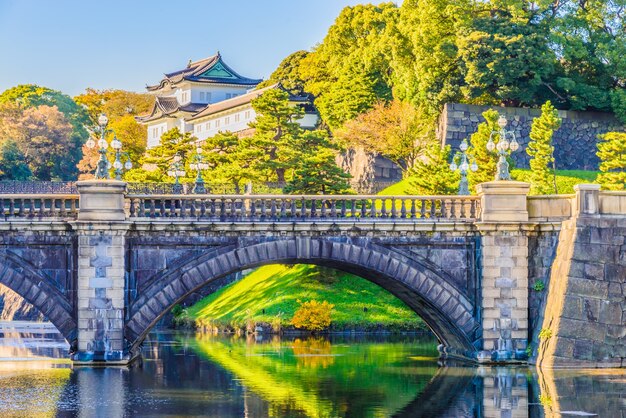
[146,121,176,149]
[299,113,319,129]
[193,106,256,140]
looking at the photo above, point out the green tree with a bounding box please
[130,128,196,182]
[408,142,459,195]
[527,101,562,194]
[258,51,310,96]
[596,132,626,191]
[0,140,31,180]
[200,132,263,193]
[249,88,303,182]
[390,0,470,115]
[285,131,352,194]
[0,84,89,130]
[548,0,626,118]
[468,109,500,188]
[457,3,555,107]
[300,3,398,130]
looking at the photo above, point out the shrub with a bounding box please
[533,280,545,292]
[539,328,552,340]
[291,300,334,331]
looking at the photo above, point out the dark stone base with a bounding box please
[71,349,136,366]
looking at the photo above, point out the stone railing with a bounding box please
[527,195,574,222]
[0,181,78,194]
[599,191,626,215]
[126,194,481,221]
[0,194,79,219]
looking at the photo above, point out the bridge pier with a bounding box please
[477,182,530,362]
[71,181,131,364]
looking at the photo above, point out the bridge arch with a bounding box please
[0,253,76,346]
[126,238,480,360]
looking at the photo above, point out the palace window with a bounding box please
[200,92,205,101]
[244,111,251,119]
[206,122,210,130]
[225,93,232,99]
[234,114,240,122]
[225,117,230,125]
[216,119,220,128]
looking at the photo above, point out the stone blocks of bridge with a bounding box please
[477,181,531,362]
[72,180,129,363]
[538,214,626,368]
[480,230,529,357]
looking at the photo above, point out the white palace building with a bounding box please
[137,53,318,148]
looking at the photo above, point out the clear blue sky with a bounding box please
[0,0,366,97]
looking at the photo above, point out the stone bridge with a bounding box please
[0,181,624,367]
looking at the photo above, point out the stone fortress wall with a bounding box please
[438,103,624,170]
[344,102,624,192]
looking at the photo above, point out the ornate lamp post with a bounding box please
[111,135,133,181]
[167,153,186,194]
[189,147,210,194]
[85,113,112,179]
[486,114,521,181]
[450,138,478,195]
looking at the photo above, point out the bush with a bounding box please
[291,300,334,331]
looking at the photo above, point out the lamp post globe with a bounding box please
[450,138,478,196]
[86,114,132,180]
[489,114,522,181]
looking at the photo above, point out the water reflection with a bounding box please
[0,324,623,417]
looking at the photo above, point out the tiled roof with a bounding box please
[135,96,207,123]
[146,52,263,91]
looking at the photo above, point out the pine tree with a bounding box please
[408,143,459,195]
[285,131,352,194]
[596,132,626,191]
[249,88,303,182]
[527,101,561,194]
[200,132,263,193]
[131,128,196,182]
[468,109,500,189]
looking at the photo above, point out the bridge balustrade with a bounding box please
[0,194,79,219]
[125,194,481,221]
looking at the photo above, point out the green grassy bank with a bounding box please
[379,169,599,196]
[180,264,426,332]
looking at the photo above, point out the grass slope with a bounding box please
[379,169,599,196]
[185,264,425,331]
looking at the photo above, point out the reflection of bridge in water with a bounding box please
[0,321,68,360]
[0,325,623,417]
[0,180,623,369]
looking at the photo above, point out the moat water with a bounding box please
[0,322,623,417]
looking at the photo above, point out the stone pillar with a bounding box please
[573,183,600,216]
[72,180,130,364]
[477,181,530,362]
